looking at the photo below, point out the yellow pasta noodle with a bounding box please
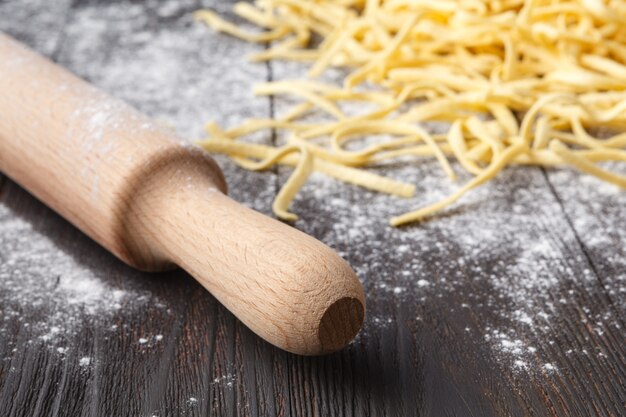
[194,0,626,226]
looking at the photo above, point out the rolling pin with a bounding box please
[0,33,365,355]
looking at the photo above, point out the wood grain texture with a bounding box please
[0,0,624,416]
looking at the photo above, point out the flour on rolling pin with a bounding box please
[69,97,162,201]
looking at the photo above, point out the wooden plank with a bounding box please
[0,0,625,416]
[541,168,626,412]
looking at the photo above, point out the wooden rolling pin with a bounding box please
[0,33,365,355]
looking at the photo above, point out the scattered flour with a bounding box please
[0,203,159,351]
[212,373,236,388]
[543,363,556,372]
[138,335,164,345]
[294,159,624,375]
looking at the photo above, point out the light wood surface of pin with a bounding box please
[0,33,365,355]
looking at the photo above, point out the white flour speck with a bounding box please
[543,363,556,372]
[212,373,236,388]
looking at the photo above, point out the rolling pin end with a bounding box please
[122,147,365,355]
[250,235,365,355]
[155,184,365,355]
[317,295,365,354]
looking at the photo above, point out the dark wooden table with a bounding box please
[0,1,625,416]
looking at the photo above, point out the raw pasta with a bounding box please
[195,0,626,226]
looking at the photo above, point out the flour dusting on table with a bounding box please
[296,160,625,375]
[0,203,158,352]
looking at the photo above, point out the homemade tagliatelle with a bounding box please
[195,0,626,226]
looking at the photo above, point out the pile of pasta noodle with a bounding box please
[195,0,626,226]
